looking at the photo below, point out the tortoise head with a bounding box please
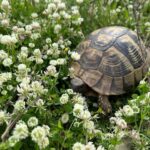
[71,77,98,97]
[71,77,87,94]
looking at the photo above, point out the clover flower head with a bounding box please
[28,117,38,127]
[13,121,29,140]
[72,142,85,150]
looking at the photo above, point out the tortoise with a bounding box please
[71,26,150,114]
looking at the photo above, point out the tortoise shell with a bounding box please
[72,26,150,95]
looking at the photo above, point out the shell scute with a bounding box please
[114,35,145,68]
[99,26,128,37]
[110,77,125,95]
[123,72,135,90]
[93,75,113,95]
[81,70,103,87]
[99,47,133,77]
[79,48,102,70]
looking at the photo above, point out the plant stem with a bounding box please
[1,113,23,142]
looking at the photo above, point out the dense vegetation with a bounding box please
[0,0,150,149]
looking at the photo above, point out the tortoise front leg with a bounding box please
[98,95,112,114]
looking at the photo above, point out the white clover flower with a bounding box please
[1,19,9,27]
[72,18,84,25]
[130,130,140,141]
[8,136,19,147]
[122,105,134,117]
[132,105,140,114]
[128,4,133,9]
[97,145,105,150]
[50,60,58,66]
[60,11,71,19]
[72,94,85,105]
[46,38,52,44]
[93,129,102,135]
[73,103,84,117]
[45,65,57,77]
[58,2,66,9]
[18,64,27,72]
[79,110,91,120]
[116,118,127,129]
[61,113,69,124]
[83,120,95,130]
[76,0,84,4]
[34,0,39,3]
[139,80,146,85]
[31,126,50,149]
[66,89,74,95]
[36,58,43,64]
[31,22,41,30]
[17,28,25,33]
[140,99,147,105]
[1,35,17,45]
[145,92,150,99]
[72,142,85,150]
[42,125,50,136]
[7,85,13,91]
[14,100,26,111]
[71,6,79,15]
[31,126,46,141]
[54,24,62,34]
[85,142,96,150]
[33,49,41,57]
[29,43,35,48]
[31,33,41,40]
[116,8,121,13]
[25,25,32,31]
[31,13,38,18]
[47,3,56,11]
[57,58,66,65]
[109,117,117,124]
[73,121,80,127]
[18,51,28,62]
[31,81,44,95]
[53,0,61,4]
[28,117,38,127]
[33,49,43,64]
[13,121,29,140]
[39,137,49,149]
[71,52,80,60]
[3,57,13,66]
[77,18,84,24]
[60,93,69,104]
[52,12,60,19]
[0,110,7,124]
[52,42,59,49]
[60,44,65,49]
[17,78,31,96]
[0,50,8,61]
[115,110,122,117]
[1,90,7,95]
[145,22,150,27]
[21,46,28,53]
[105,133,114,139]
[36,99,45,107]
[1,0,10,10]
[0,72,12,86]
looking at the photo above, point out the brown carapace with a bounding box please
[71,26,150,114]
